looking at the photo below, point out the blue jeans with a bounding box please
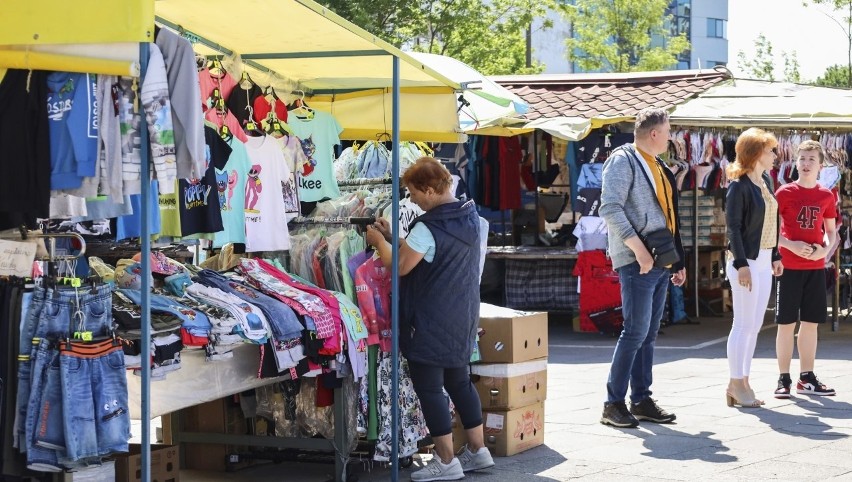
[606,262,670,404]
[14,288,43,450]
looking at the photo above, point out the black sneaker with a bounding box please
[600,401,639,428]
[774,375,792,399]
[629,398,677,423]
[797,372,836,396]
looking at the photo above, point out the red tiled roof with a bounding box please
[490,68,731,121]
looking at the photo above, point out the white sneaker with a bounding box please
[410,455,464,481]
[457,445,495,472]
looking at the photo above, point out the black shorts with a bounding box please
[775,268,827,325]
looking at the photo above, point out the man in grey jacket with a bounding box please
[599,107,686,428]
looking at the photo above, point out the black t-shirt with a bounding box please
[226,83,262,128]
[577,187,602,217]
[178,127,230,236]
[0,69,50,227]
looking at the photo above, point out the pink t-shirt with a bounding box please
[199,67,237,112]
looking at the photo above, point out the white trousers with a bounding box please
[727,249,773,378]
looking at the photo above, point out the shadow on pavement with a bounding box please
[626,424,737,463]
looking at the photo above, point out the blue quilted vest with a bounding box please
[399,200,481,367]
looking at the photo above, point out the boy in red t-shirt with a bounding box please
[774,140,838,398]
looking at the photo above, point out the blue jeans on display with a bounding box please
[14,288,44,450]
[606,262,670,404]
[25,340,61,471]
[60,341,130,461]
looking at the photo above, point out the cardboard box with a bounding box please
[472,358,547,410]
[114,444,179,482]
[180,396,247,471]
[478,304,548,363]
[482,402,545,457]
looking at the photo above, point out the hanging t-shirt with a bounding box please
[572,216,608,252]
[205,108,248,143]
[253,94,289,124]
[243,135,291,252]
[576,187,602,217]
[116,180,162,240]
[198,67,237,111]
[46,72,98,190]
[277,134,308,219]
[158,179,182,238]
[288,111,343,202]
[226,82,262,128]
[178,126,227,237]
[213,137,252,248]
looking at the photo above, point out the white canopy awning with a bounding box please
[670,79,852,128]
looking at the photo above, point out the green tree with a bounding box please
[815,64,852,86]
[317,0,558,75]
[783,51,801,83]
[736,33,775,81]
[737,34,802,83]
[561,0,690,72]
[804,0,852,87]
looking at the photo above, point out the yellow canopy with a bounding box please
[0,0,469,142]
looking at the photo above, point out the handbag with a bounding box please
[642,228,680,268]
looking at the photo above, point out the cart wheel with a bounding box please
[400,456,413,468]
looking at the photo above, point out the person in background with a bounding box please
[724,128,784,408]
[366,157,493,481]
[774,140,838,398]
[598,107,686,428]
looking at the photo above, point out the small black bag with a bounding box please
[642,228,680,268]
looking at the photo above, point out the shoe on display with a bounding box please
[410,454,464,482]
[629,398,677,423]
[456,445,494,472]
[600,401,639,428]
[796,372,836,396]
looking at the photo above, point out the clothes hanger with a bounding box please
[290,90,314,120]
[238,70,255,90]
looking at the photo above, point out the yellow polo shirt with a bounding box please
[637,148,675,234]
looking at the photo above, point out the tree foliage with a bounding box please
[562,0,690,72]
[815,64,852,86]
[804,0,852,87]
[317,0,558,75]
[736,34,801,83]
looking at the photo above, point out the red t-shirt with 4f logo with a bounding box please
[776,182,837,270]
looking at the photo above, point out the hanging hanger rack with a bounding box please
[19,228,87,262]
[289,215,376,227]
[337,177,393,187]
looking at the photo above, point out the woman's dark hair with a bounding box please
[402,157,453,194]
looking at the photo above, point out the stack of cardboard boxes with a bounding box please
[453,304,548,457]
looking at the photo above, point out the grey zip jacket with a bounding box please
[599,144,685,271]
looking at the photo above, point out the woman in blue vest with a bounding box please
[367,157,493,481]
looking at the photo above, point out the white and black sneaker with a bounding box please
[796,372,836,396]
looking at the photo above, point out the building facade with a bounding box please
[531,0,728,74]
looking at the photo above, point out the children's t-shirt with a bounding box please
[276,134,309,219]
[242,135,291,252]
[179,126,227,237]
[287,111,343,202]
[46,72,98,190]
[213,137,252,247]
[158,179,182,238]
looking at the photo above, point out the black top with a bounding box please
[726,172,782,269]
[226,82,262,128]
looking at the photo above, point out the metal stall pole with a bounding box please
[390,55,401,482]
[138,42,153,482]
[834,246,840,331]
[693,182,699,317]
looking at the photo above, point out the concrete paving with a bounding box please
[170,314,852,481]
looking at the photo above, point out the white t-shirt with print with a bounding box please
[242,135,291,252]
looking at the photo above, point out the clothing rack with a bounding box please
[337,178,393,187]
[289,216,376,226]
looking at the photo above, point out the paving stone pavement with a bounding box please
[160,315,852,481]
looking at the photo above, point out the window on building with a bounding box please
[707,18,727,39]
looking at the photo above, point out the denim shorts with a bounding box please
[60,339,131,461]
[24,340,61,472]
